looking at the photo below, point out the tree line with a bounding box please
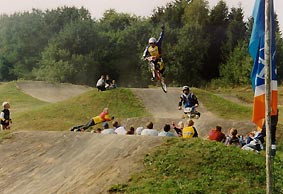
[0,0,282,87]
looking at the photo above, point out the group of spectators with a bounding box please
[70,107,277,155]
[69,107,200,138]
[87,119,199,139]
[96,74,117,91]
[208,125,265,153]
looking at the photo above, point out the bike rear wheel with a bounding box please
[160,76,167,93]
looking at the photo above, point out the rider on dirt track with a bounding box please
[178,86,200,117]
[142,25,165,81]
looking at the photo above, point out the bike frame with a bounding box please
[146,56,167,93]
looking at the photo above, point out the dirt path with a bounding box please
[130,87,255,136]
[0,131,162,194]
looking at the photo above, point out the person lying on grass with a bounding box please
[70,107,114,132]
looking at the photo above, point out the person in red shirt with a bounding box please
[208,125,226,143]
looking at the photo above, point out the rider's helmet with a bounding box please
[182,86,190,94]
[148,37,157,44]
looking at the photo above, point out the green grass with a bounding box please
[110,138,283,194]
[194,88,252,120]
[0,131,13,143]
[12,88,150,131]
[0,82,49,113]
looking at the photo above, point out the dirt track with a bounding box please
[0,131,162,194]
[16,81,92,102]
[0,82,256,194]
[131,87,255,136]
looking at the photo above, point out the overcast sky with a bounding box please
[0,0,282,31]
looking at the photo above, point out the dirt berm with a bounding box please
[0,131,163,194]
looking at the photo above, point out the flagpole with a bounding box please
[264,0,272,193]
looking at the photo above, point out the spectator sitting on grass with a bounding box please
[158,124,176,137]
[182,119,198,139]
[109,80,117,90]
[101,122,116,134]
[172,121,184,137]
[225,128,241,147]
[242,131,263,153]
[141,122,158,136]
[96,75,106,91]
[135,127,144,135]
[113,120,127,135]
[126,126,135,135]
[208,125,226,143]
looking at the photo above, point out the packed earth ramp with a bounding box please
[0,131,163,194]
[16,81,92,103]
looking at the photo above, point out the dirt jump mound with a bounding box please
[16,81,92,103]
[0,131,163,194]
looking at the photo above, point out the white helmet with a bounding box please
[148,37,157,44]
[182,86,190,91]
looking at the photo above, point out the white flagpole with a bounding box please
[264,0,272,193]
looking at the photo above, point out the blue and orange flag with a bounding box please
[249,0,277,128]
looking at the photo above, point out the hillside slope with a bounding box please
[0,131,162,194]
[0,82,257,194]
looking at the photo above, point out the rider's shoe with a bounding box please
[151,77,155,81]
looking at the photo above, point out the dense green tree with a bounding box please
[205,0,229,80]
[222,7,247,57]
[34,20,100,85]
[0,3,282,87]
[219,41,252,86]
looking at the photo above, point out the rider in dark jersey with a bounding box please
[178,86,199,109]
[178,86,200,117]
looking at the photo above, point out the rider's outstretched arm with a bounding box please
[156,27,165,48]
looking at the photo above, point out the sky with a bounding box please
[0,0,282,31]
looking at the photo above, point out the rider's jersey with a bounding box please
[147,45,160,58]
[93,111,111,124]
[142,30,164,59]
[179,92,199,108]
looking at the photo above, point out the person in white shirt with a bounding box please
[158,124,176,137]
[141,122,158,136]
[96,75,106,91]
[113,120,127,135]
[101,122,116,134]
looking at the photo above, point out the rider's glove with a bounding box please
[195,104,199,107]
[178,106,182,110]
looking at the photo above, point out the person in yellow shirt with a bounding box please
[70,107,114,132]
[182,119,198,139]
[142,25,165,81]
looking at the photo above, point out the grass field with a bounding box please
[109,138,283,194]
[12,86,150,131]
